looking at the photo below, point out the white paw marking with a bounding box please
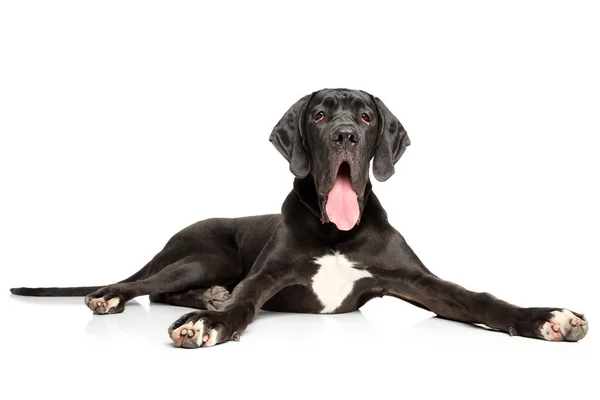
[105,297,120,309]
[311,252,372,313]
[204,328,219,347]
[192,319,206,347]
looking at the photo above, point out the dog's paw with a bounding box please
[510,308,589,342]
[168,311,240,348]
[539,309,588,342]
[84,290,126,315]
[201,286,231,310]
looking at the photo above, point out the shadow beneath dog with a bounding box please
[244,309,375,346]
[407,315,504,343]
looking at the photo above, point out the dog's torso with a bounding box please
[166,213,385,314]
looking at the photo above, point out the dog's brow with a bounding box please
[321,97,336,108]
[351,98,367,110]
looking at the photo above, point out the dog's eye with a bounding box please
[314,111,325,123]
[361,113,371,125]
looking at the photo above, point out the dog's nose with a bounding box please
[330,129,359,146]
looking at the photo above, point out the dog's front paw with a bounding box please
[538,309,588,342]
[168,310,240,348]
[510,308,589,342]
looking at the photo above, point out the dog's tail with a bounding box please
[10,286,104,296]
[9,260,153,297]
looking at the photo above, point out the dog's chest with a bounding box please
[310,252,372,313]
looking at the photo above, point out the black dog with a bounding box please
[11,88,588,347]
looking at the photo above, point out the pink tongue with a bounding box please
[325,174,360,231]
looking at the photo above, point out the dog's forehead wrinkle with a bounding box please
[351,97,368,111]
[321,96,336,108]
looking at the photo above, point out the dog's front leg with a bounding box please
[167,249,303,348]
[377,234,589,342]
[386,273,587,341]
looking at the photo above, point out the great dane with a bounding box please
[11,88,589,347]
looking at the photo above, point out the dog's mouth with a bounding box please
[324,162,360,231]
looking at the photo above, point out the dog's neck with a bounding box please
[282,175,376,242]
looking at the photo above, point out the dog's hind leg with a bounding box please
[150,286,232,310]
[85,254,240,315]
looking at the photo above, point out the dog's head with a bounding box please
[270,88,410,231]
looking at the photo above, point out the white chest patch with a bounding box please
[311,252,373,313]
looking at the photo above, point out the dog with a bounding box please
[10,88,589,348]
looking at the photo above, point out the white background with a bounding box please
[1,1,598,399]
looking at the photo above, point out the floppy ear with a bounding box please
[372,97,411,182]
[269,94,312,179]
